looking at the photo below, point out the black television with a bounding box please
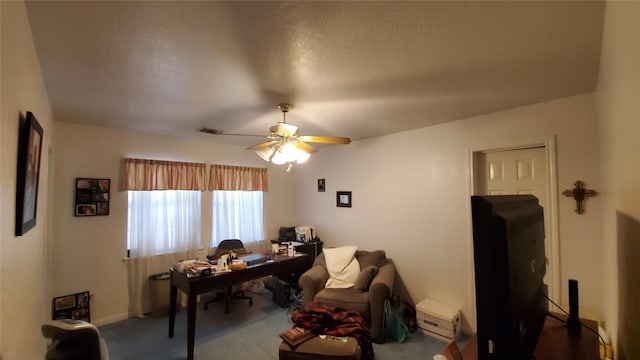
[471,195,548,360]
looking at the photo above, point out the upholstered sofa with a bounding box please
[298,249,395,343]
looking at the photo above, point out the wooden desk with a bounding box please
[168,254,309,360]
[461,314,599,360]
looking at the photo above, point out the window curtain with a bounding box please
[211,190,264,249]
[124,158,206,317]
[209,165,268,253]
[124,158,207,190]
[208,164,268,192]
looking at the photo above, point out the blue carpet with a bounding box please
[99,291,451,360]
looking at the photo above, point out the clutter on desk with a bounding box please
[174,259,215,278]
[228,259,247,271]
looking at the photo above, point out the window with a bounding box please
[211,190,264,247]
[127,190,201,257]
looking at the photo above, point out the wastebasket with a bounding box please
[148,272,170,317]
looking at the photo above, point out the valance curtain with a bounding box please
[208,164,268,191]
[124,158,205,317]
[124,158,207,190]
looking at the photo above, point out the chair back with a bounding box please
[442,340,463,360]
[212,239,248,259]
[42,319,108,360]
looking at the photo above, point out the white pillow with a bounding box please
[324,246,361,288]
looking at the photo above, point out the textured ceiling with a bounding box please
[25,1,605,147]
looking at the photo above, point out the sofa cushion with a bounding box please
[354,265,378,292]
[324,246,360,289]
[356,250,387,269]
[314,288,371,319]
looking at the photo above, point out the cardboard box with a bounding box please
[416,298,461,341]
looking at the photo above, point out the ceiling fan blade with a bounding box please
[293,141,318,154]
[247,140,277,150]
[199,127,262,137]
[299,135,352,144]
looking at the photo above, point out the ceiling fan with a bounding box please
[204,103,351,171]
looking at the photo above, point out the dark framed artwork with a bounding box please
[75,178,110,216]
[52,291,90,322]
[317,178,326,192]
[15,111,44,236]
[336,191,352,208]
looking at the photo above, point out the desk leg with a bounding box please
[186,294,197,360]
[169,283,177,338]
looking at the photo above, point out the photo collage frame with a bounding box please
[52,291,90,322]
[75,178,110,216]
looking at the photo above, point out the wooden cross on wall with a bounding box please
[562,180,597,214]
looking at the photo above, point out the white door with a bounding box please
[475,146,552,285]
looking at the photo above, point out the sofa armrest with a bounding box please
[369,260,395,343]
[298,264,329,306]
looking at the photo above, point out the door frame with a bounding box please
[466,135,560,329]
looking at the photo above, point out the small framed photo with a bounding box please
[76,204,96,216]
[336,191,352,208]
[75,178,110,216]
[318,178,326,192]
[53,295,76,311]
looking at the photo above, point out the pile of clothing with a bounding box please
[290,302,373,360]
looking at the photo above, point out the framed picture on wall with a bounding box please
[336,191,352,208]
[52,291,90,322]
[75,178,110,216]
[15,111,44,236]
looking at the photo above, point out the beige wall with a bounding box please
[597,1,640,358]
[4,0,634,357]
[295,93,604,331]
[1,1,54,359]
[51,122,300,324]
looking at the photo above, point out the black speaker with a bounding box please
[567,279,581,331]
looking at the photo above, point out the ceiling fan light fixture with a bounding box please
[268,141,310,166]
[249,103,350,170]
[256,146,275,162]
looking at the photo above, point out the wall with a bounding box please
[51,122,299,325]
[295,93,603,331]
[0,1,54,359]
[596,1,640,358]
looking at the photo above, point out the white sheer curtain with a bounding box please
[127,190,201,317]
[128,191,201,256]
[211,190,266,252]
[124,158,206,317]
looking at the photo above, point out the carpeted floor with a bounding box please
[99,291,453,360]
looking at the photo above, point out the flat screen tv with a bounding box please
[471,195,548,360]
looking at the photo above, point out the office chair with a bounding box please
[204,239,253,313]
[41,319,109,360]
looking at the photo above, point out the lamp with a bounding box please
[255,139,311,171]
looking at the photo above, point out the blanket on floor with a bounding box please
[290,302,373,360]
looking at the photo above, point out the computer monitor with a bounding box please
[471,195,548,360]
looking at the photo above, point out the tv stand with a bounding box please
[460,314,599,360]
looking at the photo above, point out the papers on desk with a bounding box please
[174,259,215,277]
